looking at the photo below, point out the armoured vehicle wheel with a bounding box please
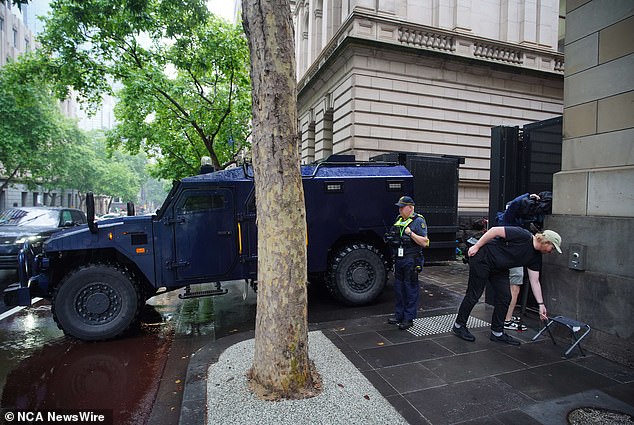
[52,264,143,341]
[327,243,386,305]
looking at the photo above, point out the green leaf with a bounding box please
[36,0,252,180]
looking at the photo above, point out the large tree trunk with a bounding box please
[242,0,316,399]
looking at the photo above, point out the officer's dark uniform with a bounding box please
[385,196,428,329]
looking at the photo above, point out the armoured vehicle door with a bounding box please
[171,188,237,282]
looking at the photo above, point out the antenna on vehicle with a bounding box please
[86,192,98,234]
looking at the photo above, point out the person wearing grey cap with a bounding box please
[384,196,429,330]
[452,226,562,345]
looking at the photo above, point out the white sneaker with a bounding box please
[504,320,527,331]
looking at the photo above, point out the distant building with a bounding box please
[0,1,35,66]
[20,0,50,37]
[77,93,116,131]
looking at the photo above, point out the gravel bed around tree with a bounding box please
[207,331,408,425]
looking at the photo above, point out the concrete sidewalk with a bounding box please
[181,263,634,424]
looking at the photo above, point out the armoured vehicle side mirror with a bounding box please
[87,192,98,234]
[127,202,135,216]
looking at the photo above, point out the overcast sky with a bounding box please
[207,0,235,22]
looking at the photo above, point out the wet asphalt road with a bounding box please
[0,269,402,425]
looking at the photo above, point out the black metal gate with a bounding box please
[371,152,463,262]
[488,116,562,225]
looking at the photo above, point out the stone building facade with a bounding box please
[294,0,565,214]
[544,0,633,365]
[0,1,34,66]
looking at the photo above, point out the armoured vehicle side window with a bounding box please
[61,210,73,225]
[178,194,225,214]
[70,210,86,224]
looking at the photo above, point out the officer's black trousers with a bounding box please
[393,256,420,322]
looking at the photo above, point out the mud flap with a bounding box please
[3,283,32,306]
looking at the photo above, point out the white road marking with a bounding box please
[0,297,43,321]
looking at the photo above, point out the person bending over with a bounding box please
[452,226,562,345]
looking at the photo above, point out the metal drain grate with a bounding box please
[407,313,490,337]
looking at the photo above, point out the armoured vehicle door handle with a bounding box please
[164,217,185,225]
[218,230,232,236]
[166,260,190,269]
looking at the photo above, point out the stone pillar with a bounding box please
[300,110,316,163]
[311,3,323,60]
[547,1,634,366]
[350,0,375,12]
[519,0,538,45]
[296,3,310,76]
[314,94,334,160]
[454,0,472,32]
[325,0,343,41]
[500,0,521,43]
[537,0,557,48]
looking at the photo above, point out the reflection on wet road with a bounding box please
[0,279,258,425]
[0,300,172,424]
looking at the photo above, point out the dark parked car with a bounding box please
[0,207,87,270]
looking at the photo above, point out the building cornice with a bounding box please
[298,10,564,92]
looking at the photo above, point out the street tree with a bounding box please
[0,58,78,194]
[0,57,144,206]
[56,132,144,210]
[242,0,318,399]
[35,0,251,181]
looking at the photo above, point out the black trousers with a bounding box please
[456,253,510,333]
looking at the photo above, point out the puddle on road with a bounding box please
[0,301,172,425]
[0,280,258,424]
[0,304,62,362]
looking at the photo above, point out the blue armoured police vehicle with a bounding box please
[4,155,420,341]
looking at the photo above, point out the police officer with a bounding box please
[385,196,429,330]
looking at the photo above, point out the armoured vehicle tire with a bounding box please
[52,264,143,341]
[327,243,386,305]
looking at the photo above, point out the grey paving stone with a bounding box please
[361,369,399,397]
[489,409,543,425]
[497,361,619,401]
[419,283,464,311]
[329,315,395,335]
[494,339,569,367]
[603,382,634,406]
[404,376,532,425]
[379,326,425,344]
[573,355,634,383]
[386,394,433,425]
[377,362,446,393]
[432,330,497,355]
[340,331,394,351]
[521,389,634,424]
[421,348,526,383]
[359,339,454,368]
